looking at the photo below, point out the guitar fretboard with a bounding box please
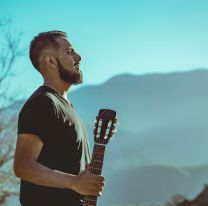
[83,144,106,206]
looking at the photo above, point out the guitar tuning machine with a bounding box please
[109,133,115,140]
[104,135,108,139]
[112,128,117,133]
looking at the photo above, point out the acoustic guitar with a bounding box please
[83,109,118,206]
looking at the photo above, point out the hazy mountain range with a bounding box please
[9,69,208,205]
[99,164,208,206]
[69,69,208,167]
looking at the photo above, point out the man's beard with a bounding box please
[57,59,83,85]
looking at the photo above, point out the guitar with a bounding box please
[83,109,118,206]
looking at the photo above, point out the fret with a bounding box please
[91,160,103,168]
[91,157,103,162]
[93,151,105,154]
[83,204,96,206]
[91,160,103,163]
[89,166,102,171]
[94,144,106,150]
[91,157,104,162]
[92,151,105,156]
[83,196,97,206]
[92,153,104,161]
[92,155,104,161]
[84,199,97,203]
[90,168,102,175]
[94,143,105,146]
[84,195,97,200]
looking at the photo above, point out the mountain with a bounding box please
[70,69,208,133]
[68,69,208,166]
[98,164,208,206]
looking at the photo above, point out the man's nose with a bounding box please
[74,52,81,62]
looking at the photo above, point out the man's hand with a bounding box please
[14,134,105,196]
[72,164,105,197]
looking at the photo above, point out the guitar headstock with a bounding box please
[93,109,118,145]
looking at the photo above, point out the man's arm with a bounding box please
[13,134,104,196]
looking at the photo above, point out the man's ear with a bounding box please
[44,55,57,69]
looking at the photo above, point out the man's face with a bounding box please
[56,37,82,84]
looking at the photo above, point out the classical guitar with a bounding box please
[83,109,118,206]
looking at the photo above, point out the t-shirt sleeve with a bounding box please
[18,96,55,143]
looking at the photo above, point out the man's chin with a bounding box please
[63,76,83,85]
[66,73,83,85]
[73,71,83,85]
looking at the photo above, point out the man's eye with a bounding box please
[67,49,74,54]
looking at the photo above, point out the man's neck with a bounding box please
[43,80,71,100]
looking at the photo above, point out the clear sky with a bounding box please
[1,0,208,97]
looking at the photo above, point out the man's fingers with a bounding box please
[89,190,102,197]
[93,174,105,181]
[92,181,104,187]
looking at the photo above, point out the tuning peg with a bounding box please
[109,134,115,141]
[104,135,108,139]
[112,126,118,133]
[114,120,119,125]
[112,129,118,133]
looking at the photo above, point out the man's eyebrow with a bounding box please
[66,46,74,50]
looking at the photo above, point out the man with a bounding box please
[13,31,104,206]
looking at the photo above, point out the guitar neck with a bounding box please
[83,143,106,206]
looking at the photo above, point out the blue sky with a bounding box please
[1,0,208,97]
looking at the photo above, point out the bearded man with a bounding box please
[13,31,104,206]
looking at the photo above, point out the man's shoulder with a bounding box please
[19,86,55,115]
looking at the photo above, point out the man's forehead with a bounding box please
[57,37,73,49]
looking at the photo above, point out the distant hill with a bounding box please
[68,69,208,166]
[99,164,208,206]
[70,69,208,133]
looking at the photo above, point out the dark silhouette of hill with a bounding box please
[98,164,208,206]
[165,184,208,206]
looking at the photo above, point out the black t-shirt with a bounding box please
[17,86,91,206]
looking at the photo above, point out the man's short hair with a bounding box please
[29,30,67,71]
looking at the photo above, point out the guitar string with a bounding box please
[88,144,103,204]
[84,144,97,205]
[84,144,105,205]
[84,144,101,205]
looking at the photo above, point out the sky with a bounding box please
[1,0,208,98]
